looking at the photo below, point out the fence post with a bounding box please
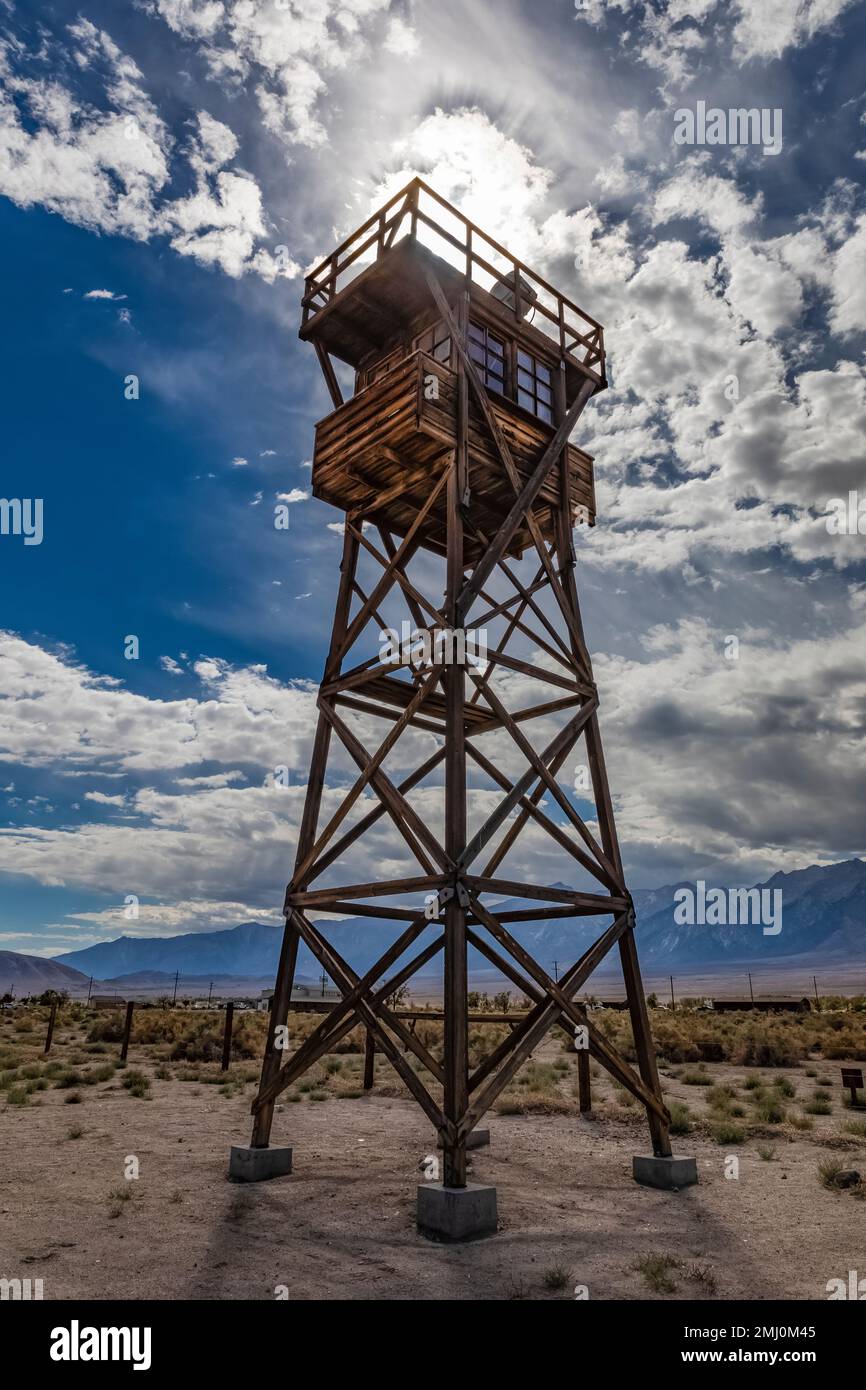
[363,1029,376,1090]
[43,998,58,1056]
[222,1002,234,1072]
[120,1000,134,1062]
[577,1048,591,1113]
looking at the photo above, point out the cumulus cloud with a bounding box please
[0,25,298,281]
[150,0,411,148]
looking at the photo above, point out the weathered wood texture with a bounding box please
[312,351,596,562]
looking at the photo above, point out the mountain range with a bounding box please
[40,858,866,989]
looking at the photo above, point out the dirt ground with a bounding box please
[2,1045,864,1301]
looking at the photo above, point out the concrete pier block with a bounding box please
[633,1154,698,1190]
[228,1144,293,1183]
[436,1128,490,1151]
[417,1182,497,1242]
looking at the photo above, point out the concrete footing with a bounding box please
[417,1182,497,1242]
[436,1128,490,1151]
[633,1153,698,1190]
[228,1144,293,1183]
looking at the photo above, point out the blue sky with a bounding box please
[1,0,865,956]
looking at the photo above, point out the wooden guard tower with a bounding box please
[240,178,689,1234]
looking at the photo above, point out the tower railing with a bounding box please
[301,177,605,377]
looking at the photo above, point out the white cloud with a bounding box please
[151,0,406,149]
[730,0,857,61]
[83,288,128,301]
[0,28,296,281]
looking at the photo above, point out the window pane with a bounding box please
[537,403,552,423]
[433,338,451,362]
[517,368,534,391]
[488,335,504,358]
[537,363,551,384]
[537,383,552,405]
[517,349,532,370]
[487,355,503,377]
[517,389,534,410]
[468,322,485,343]
[487,374,504,394]
[469,342,485,364]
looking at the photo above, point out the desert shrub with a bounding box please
[818,1158,844,1189]
[121,1069,151,1098]
[804,1098,832,1115]
[517,1062,560,1092]
[496,1092,574,1116]
[823,1034,866,1060]
[710,1119,746,1144]
[54,1069,84,1089]
[668,1101,692,1135]
[752,1095,786,1125]
[87,1015,125,1043]
[634,1253,678,1294]
[706,1084,737,1111]
[731,1025,805,1068]
[681,1068,712,1086]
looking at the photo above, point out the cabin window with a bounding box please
[415,321,452,365]
[516,349,554,423]
[468,321,505,394]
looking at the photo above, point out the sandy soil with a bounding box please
[2,1052,864,1301]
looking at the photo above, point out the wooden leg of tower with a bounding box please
[251,920,300,1148]
[249,528,359,1151]
[619,919,671,1156]
[552,377,671,1160]
[442,294,469,1190]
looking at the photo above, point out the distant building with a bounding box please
[258,982,341,1011]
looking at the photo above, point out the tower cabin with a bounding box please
[301,178,605,564]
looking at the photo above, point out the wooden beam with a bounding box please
[314,340,344,409]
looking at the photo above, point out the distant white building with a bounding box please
[258,982,341,1010]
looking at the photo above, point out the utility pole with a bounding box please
[319,970,328,997]
[553,960,560,983]
[748,972,754,1005]
[172,970,179,1006]
[669,975,675,1010]
[207,980,213,1006]
[86,976,93,1004]
[813,975,820,1010]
